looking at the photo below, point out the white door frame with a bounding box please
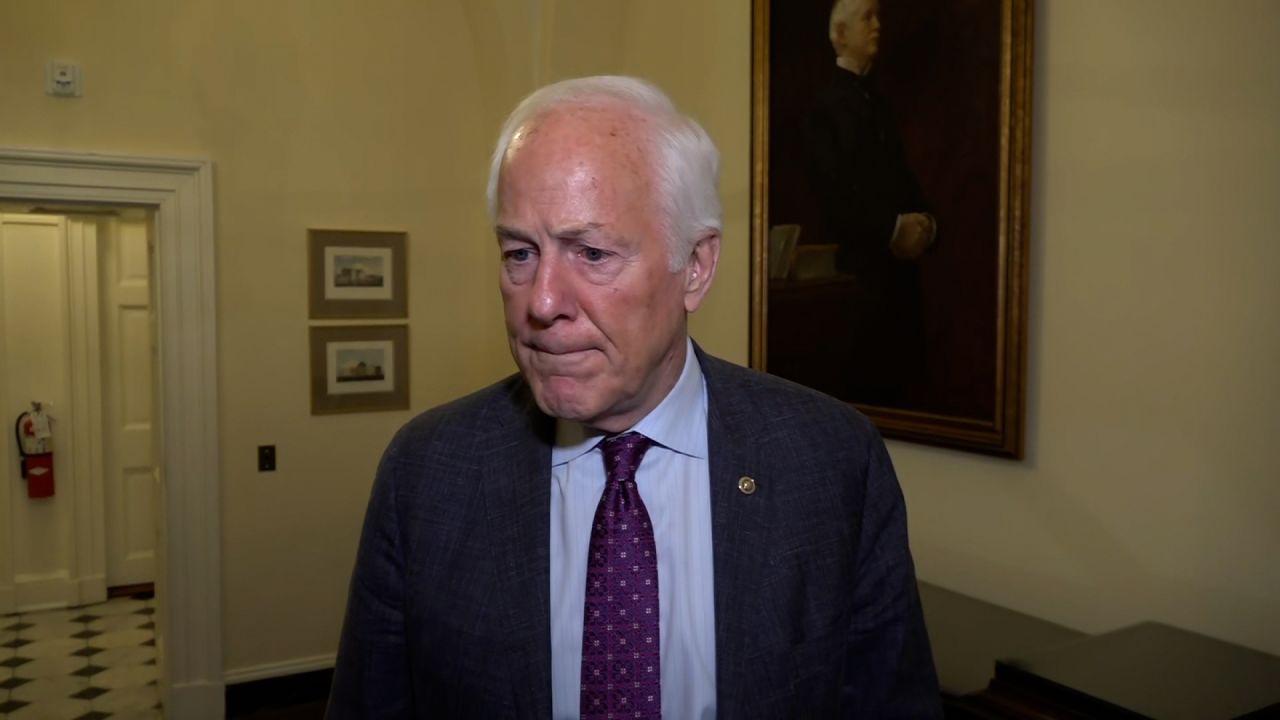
[0,148,224,717]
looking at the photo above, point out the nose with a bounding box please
[528,250,574,327]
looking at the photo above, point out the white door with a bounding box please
[0,214,75,611]
[100,212,158,587]
[0,212,109,609]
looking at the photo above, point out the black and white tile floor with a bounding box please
[0,596,161,719]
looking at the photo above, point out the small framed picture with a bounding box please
[308,229,407,318]
[309,325,409,414]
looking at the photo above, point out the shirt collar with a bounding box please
[551,337,707,466]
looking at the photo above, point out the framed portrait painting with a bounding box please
[750,0,1033,457]
[308,229,408,319]
[309,325,410,414]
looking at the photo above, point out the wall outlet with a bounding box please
[257,445,276,472]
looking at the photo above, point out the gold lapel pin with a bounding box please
[738,476,757,495]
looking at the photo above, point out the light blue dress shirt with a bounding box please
[550,339,717,719]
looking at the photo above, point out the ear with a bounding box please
[682,230,721,314]
[833,20,848,46]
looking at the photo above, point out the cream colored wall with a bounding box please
[0,0,747,674]
[895,0,1280,655]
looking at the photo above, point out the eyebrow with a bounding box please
[494,224,528,241]
[494,222,608,243]
[555,223,607,242]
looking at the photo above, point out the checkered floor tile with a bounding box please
[0,596,161,718]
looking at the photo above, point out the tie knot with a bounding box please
[600,431,653,483]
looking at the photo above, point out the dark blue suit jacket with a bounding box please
[327,348,941,718]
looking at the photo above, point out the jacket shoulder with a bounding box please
[698,352,879,443]
[381,373,537,470]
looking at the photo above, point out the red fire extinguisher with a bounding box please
[15,401,55,499]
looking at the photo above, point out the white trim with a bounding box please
[64,217,109,608]
[0,217,8,616]
[0,148,224,719]
[77,573,108,603]
[224,653,338,685]
[13,570,76,610]
[8,569,105,610]
[11,572,109,611]
[165,681,225,718]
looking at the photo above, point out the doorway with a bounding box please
[0,207,159,609]
[0,149,224,718]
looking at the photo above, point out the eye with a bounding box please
[503,247,534,263]
[579,246,610,263]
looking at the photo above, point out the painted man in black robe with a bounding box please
[805,0,935,406]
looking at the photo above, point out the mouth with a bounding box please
[521,341,604,372]
[526,340,595,357]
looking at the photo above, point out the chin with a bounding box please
[529,375,637,431]
[529,375,602,422]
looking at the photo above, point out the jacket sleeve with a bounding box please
[326,438,414,718]
[841,431,943,718]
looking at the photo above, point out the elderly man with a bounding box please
[328,75,940,718]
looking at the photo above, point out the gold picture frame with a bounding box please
[750,0,1033,457]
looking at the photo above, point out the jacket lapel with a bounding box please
[699,349,775,718]
[479,381,555,720]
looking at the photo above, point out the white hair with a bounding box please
[485,75,721,271]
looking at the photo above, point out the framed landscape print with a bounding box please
[750,0,1033,457]
[308,229,408,319]
[309,325,410,414]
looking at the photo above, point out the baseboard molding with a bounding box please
[167,679,225,719]
[13,571,75,611]
[9,571,106,612]
[224,653,337,685]
[77,573,107,605]
[225,665,334,718]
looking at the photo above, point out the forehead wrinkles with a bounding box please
[503,104,659,206]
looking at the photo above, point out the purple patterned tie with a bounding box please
[580,432,662,719]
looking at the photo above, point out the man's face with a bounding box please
[839,0,881,66]
[495,105,710,432]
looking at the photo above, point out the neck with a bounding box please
[836,55,873,76]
